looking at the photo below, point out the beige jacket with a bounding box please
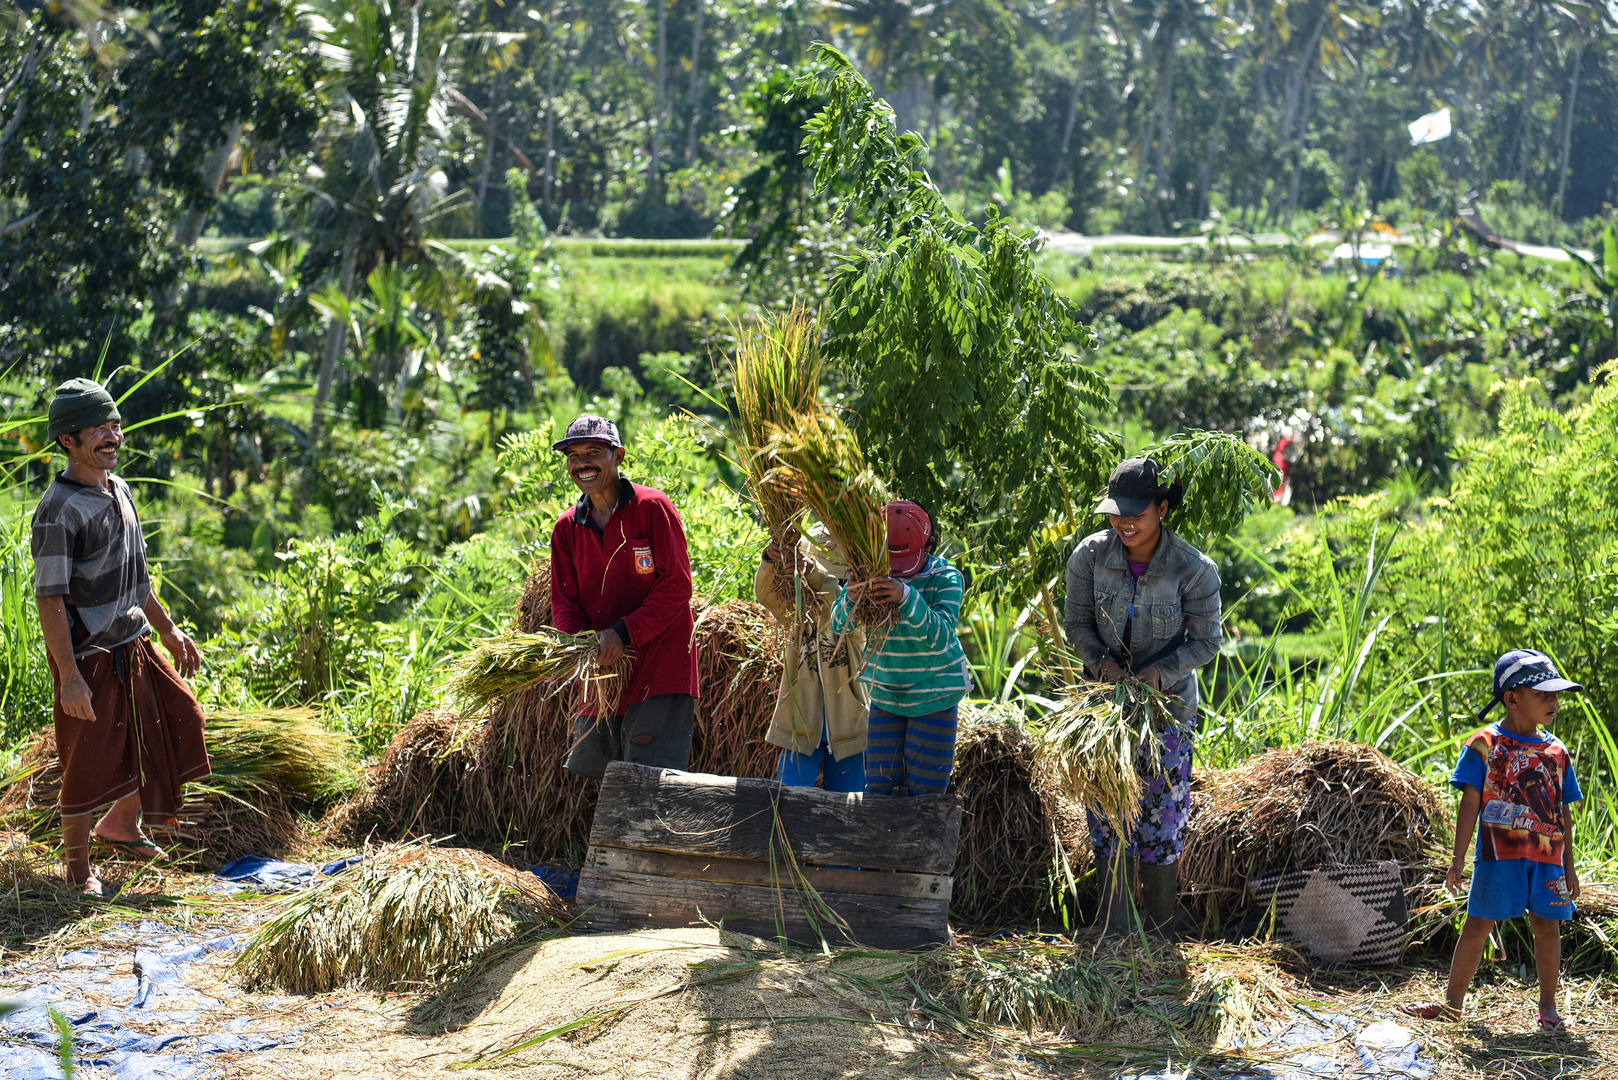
[755,545,870,761]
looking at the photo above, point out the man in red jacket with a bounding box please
[549,414,698,779]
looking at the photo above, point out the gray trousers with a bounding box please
[564,693,697,780]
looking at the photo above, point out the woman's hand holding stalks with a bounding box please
[865,577,906,605]
[1096,661,1162,690]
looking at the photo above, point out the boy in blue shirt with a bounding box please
[1402,650,1584,1030]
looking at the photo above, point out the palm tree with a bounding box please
[822,0,947,125]
[287,0,471,447]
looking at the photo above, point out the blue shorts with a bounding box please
[1467,859,1575,922]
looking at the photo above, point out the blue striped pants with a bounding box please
[864,707,959,796]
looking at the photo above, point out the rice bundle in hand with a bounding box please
[732,303,824,545]
[762,407,891,628]
[235,843,563,993]
[1034,680,1171,843]
[444,629,631,720]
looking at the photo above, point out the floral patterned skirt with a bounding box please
[1086,716,1197,866]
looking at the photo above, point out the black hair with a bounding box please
[1154,476,1185,516]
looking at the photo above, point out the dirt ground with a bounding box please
[2,865,1616,1080]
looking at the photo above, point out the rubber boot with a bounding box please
[1094,857,1136,939]
[1139,861,1179,939]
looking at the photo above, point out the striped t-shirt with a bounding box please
[831,555,972,717]
[31,473,152,657]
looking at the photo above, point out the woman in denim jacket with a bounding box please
[1063,457,1223,936]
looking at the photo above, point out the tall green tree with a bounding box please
[285,0,470,446]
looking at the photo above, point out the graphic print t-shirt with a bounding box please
[1452,724,1582,866]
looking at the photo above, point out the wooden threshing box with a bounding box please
[575,762,962,949]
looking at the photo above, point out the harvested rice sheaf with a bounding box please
[236,843,564,993]
[1032,680,1170,844]
[1178,739,1453,918]
[444,628,631,720]
[0,708,352,867]
[928,934,1301,1046]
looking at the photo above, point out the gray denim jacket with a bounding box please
[1062,527,1223,723]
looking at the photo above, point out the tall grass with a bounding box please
[0,495,51,770]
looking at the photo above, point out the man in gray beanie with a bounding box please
[31,379,210,894]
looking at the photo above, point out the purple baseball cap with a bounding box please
[552,414,623,452]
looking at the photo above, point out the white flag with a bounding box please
[1408,108,1451,145]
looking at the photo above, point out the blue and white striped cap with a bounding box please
[1479,649,1583,719]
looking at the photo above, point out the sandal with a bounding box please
[1537,1013,1570,1032]
[93,833,167,860]
[1399,1001,1459,1021]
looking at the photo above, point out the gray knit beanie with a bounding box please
[47,378,122,441]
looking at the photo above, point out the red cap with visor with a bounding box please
[885,501,932,578]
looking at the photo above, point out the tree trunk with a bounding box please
[309,230,362,449]
[1512,13,1542,185]
[476,68,505,231]
[544,12,558,216]
[1053,0,1099,187]
[648,0,668,198]
[158,119,245,318]
[1554,42,1583,218]
[1285,76,1314,221]
[684,0,704,165]
[0,26,51,175]
[1196,66,1232,219]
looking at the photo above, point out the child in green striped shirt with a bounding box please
[830,501,972,796]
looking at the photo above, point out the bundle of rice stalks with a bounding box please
[762,407,891,628]
[201,708,355,803]
[1032,680,1170,844]
[235,842,563,993]
[444,628,630,720]
[731,304,824,545]
[1178,740,1452,921]
[949,704,1091,926]
[0,708,352,867]
[928,934,1300,1047]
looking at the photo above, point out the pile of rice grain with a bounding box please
[1178,739,1452,919]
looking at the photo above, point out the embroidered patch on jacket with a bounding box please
[634,545,655,574]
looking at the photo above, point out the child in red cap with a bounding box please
[829,501,972,796]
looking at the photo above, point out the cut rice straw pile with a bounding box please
[1032,680,1170,844]
[235,841,564,993]
[1178,739,1452,920]
[443,628,630,720]
[951,703,1091,926]
[0,708,353,867]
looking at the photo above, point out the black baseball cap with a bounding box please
[1478,649,1584,719]
[1094,457,1162,517]
[552,414,623,452]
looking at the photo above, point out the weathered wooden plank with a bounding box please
[575,866,951,950]
[589,762,961,873]
[585,845,953,902]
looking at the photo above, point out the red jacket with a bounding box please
[550,479,698,713]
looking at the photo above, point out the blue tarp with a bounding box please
[0,856,355,1079]
[1121,1007,1435,1080]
